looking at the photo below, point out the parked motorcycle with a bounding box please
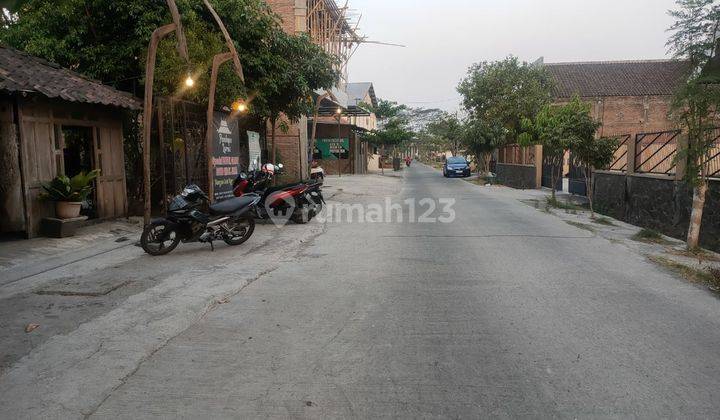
[140,184,261,256]
[310,160,325,181]
[233,163,324,224]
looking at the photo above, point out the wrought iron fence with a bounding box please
[703,128,720,179]
[603,134,630,172]
[635,130,681,175]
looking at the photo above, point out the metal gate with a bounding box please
[153,98,209,212]
[542,153,562,191]
[567,153,588,196]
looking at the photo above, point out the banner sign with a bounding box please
[247,131,261,170]
[316,138,349,160]
[212,112,240,202]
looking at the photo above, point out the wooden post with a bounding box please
[143,23,177,225]
[142,0,190,225]
[310,92,330,176]
[202,0,244,201]
[203,0,244,82]
[535,145,543,189]
[205,52,233,201]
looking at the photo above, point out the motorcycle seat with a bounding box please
[209,196,257,215]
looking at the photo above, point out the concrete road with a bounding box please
[87,164,720,418]
[7,165,720,419]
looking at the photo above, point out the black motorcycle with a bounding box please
[140,185,261,256]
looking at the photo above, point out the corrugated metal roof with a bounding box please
[0,46,142,110]
[346,82,377,107]
[545,60,690,98]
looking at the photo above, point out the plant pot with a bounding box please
[55,201,82,219]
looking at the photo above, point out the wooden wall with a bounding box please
[10,96,129,237]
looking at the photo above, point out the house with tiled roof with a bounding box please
[543,58,689,137]
[0,46,141,238]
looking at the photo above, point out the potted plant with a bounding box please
[41,170,100,219]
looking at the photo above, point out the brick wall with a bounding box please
[557,95,676,137]
[263,0,309,180]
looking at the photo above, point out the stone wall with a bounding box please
[593,171,720,251]
[496,164,537,189]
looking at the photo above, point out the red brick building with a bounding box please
[264,0,362,179]
[544,59,689,138]
[496,59,690,190]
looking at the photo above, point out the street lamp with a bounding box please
[184,73,195,88]
[232,100,248,113]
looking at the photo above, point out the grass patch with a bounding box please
[565,220,595,232]
[666,247,720,263]
[648,255,720,291]
[592,216,616,226]
[546,196,585,211]
[632,228,672,245]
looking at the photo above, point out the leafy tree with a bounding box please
[667,0,720,249]
[364,100,413,174]
[572,133,618,218]
[1,0,338,192]
[461,119,505,175]
[252,33,339,166]
[458,56,552,144]
[425,113,464,156]
[519,97,600,200]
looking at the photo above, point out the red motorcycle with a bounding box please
[233,164,324,224]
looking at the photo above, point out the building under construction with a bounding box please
[265,0,376,178]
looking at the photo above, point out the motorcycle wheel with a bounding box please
[141,224,181,256]
[292,198,322,224]
[223,217,255,246]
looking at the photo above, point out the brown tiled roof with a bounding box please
[545,60,690,98]
[0,46,141,110]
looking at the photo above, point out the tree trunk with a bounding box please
[687,179,707,249]
[380,145,385,175]
[550,158,561,201]
[585,165,594,218]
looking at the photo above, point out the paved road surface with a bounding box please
[92,164,720,418]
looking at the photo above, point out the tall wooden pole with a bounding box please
[143,24,176,225]
[203,0,244,202]
[142,0,190,225]
[205,52,233,201]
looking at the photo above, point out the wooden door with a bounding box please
[18,101,57,237]
[94,124,128,219]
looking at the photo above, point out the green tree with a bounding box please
[519,97,600,200]
[425,113,464,156]
[458,56,552,144]
[461,119,505,175]
[364,100,413,174]
[572,133,617,218]
[667,0,720,249]
[1,0,339,190]
[253,33,339,167]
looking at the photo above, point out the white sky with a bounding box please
[346,0,679,111]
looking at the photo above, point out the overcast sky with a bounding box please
[347,0,679,111]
